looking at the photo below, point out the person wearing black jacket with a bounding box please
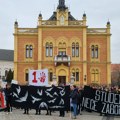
[4,83,12,114]
[70,85,78,119]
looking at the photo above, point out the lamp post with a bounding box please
[70,73,75,85]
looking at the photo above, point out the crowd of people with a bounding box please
[0,83,120,119]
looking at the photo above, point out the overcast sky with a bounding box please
[0,0,119,63]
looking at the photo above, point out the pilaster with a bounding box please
[14,21,18,80]
[82,14,87,85]
[106,21,111,85]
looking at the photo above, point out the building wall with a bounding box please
[14,3,111,86]
[0,60,14,80]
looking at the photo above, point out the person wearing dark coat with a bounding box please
[4,84,12,114]
[70,85,78,119]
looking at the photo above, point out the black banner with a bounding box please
[82,86,120,115]
[11,84,70,111]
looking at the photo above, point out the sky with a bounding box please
[0,0,120,63]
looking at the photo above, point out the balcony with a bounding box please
[54,55,71,66]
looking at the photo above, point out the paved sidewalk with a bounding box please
[0,109,120,120]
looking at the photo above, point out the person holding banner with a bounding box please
[70,85,78,119]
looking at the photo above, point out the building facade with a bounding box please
[0,49,14,83]
[14,0,111,86]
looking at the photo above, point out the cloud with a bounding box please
[0,0,120,63]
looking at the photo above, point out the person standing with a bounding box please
[70,85,78,119]
[4,83,12,114]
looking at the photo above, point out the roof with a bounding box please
[48,0,76,21]
[0,49,14,61]
[111,64,120,72]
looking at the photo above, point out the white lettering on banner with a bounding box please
[95,90,120,104]
[29,69,48,86]
[82,97,97,111]
[95,90,100,101]
[102,102,120,115]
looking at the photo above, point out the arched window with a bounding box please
[76,69,79,81]
[95,69,99,82]
[46,43,49,57]
[49,69,53,82]
[26,45,29,58]
[91,69,95,82]
[95,45,98,58]
[25,69,29,81]
[50,43,53,57]
[91,45,94,58]
[72,43,75,57]
[29,45,33,58]
[91,69,99,83]
[76,43,79,57]
[72,69,75,78]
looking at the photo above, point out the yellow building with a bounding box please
[14,0,111,86]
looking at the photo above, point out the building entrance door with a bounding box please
[58,76,66,85]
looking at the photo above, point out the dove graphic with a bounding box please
[13,92,18,98]
[15,91,28,102]
[31,95,41,103]
[46,87,53,92]
[48,98,56,103]
[53,92,58,96]
[16,86,21,95]
[37,89,42,96]
[59,99,64,105]
[60,88,65,96]
[45,91,53,98]
[39,102,48,109]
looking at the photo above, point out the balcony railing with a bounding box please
[54,55,71,66]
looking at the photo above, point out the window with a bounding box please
[91,45,99,59]
[25,69,29,81]
[91,45,94,58]
[46,43,49,57]
[91,69,95,82]
[72,69,80,82]
[25,73,28,81]
[72,43,79,57]
[50,43,53,57]
[26,45,33,58]
[76,43,79,57]
[72,43,75,57]
[29,45,33,58]
[45,42,53,57]
[76,72,79,81]
[95,46,98,58]
[95,69,99,82]
[49,72,53,81]
[58,51,66,56]
[91,69,99,83]
[26,45,29,58]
